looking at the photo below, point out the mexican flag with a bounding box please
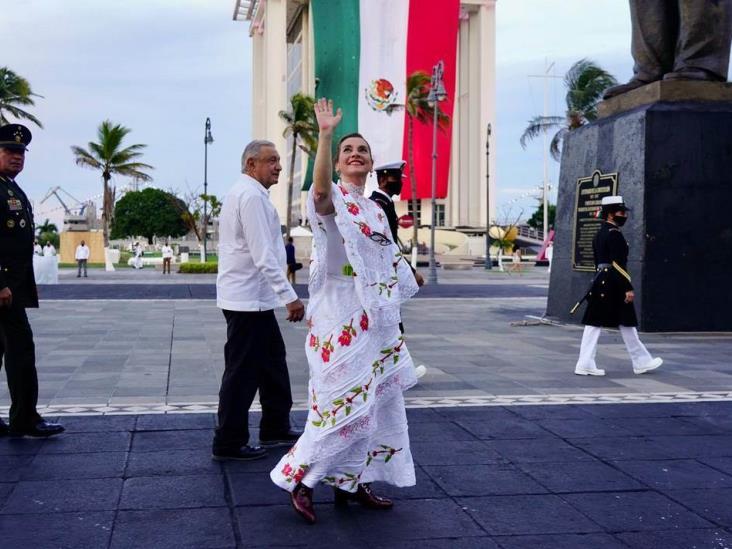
[310,0,460,200]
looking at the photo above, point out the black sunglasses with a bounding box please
[368,231,392,247]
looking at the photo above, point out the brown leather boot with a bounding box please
[290,483,316,524]
[334,483,393,510]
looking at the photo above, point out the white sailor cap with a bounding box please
[375,160,406,175]
[601,195,630,210]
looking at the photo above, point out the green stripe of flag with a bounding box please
[310,0,360,187]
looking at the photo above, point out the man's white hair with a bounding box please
[241,140,276,172]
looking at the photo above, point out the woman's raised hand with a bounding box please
[314,98,342,134]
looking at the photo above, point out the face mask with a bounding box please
[614,215,627,227]
[386,182,403,196]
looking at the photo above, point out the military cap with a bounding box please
[0,124,32,151]
[601,195,631,212]
[375,160,406,178]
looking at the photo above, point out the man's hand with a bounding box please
[625,290,635,304]
[286,299,305,322]
[414,271,425,287]
[0,287,12,308]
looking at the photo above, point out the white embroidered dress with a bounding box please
[271,181,419,492]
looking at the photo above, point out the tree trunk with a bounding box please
[407,116,419,252]
[285,133,298,239]
[102,174,111,247]
[102,173,115,271]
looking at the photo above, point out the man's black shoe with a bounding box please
[211,445,268,461]
[9,419,65,438]
[260,428,303,448]
[0,418,8,437]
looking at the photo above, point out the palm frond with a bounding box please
[549,128,569,161]
[71,146,103,169]
[519,116,564,148]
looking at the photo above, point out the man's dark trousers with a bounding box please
[213,309,293,451]
[0,302,40,429]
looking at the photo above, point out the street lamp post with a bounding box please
[427,60,447,285]
[202,117,214,263]
[484,123,492,270]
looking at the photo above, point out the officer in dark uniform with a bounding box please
[0,124,64,437]
[574,196,662,377]
[369,161,426,378]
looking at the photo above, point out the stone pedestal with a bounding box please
[547,83,732,332]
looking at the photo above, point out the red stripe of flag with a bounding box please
[401,0,460,200]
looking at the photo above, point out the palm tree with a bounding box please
[71,120,153,247]
[279,92,318,238]
[0,67,43,127]
[36,219,58,235]
[405,71,449,249]
[520,59,617,160]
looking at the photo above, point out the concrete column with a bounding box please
[261,0,289,219]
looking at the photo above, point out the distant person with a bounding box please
[132,242,143,269]
[214,139,305,462]
[0,123,64,437]
[285,237,302,284]
[75,240,90,278]
[42,242,56,256]
[574,196,663,377]
[161,241,173,275]
[508,245,522,274]
[33,240,42,256]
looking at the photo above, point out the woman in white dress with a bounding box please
[270,99,419,524]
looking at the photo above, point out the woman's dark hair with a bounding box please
[334,132,373,168]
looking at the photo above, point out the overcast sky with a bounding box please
[2,0,636,226]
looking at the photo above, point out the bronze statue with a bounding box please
[604,0,732,99]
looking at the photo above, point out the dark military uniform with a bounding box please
[369,189,399,242]
[581,221,637,328]
[0,173,41,430]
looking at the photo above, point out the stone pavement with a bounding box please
[1,268,731,547]
[2,296,731,414]
[1,403,731,548]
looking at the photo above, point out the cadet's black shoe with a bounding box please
[260,428,303,448]
[0,419,8,437]
[9,419,65,438]
[211,445,268,461]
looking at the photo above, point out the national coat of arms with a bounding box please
[365,78,400,113]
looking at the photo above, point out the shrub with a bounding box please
[178,262,218,274]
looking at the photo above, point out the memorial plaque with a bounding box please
[572,170,618,271]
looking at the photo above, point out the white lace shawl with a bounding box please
[307,182,418,327]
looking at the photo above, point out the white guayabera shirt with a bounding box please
[216,174,297,311]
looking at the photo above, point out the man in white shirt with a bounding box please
[213,139,305,461]
[161,241,173,275]
[33,240,42,256]
[42,243,55,256]
[75,240,90,278]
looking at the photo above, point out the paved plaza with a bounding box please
[1,267,731,547]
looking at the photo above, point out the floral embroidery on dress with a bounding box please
[366,445,403,466]
[320,335,335,362]
[323,472,361,490]
[369,277,399,298]
[354,221,372,236]
[281,462,309,484]
[338,416,371,439]
[372,337,404,374]
[360,311,369,331]
[337,319,357,347]
[346,202,360,216]
[308,334,320,351]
